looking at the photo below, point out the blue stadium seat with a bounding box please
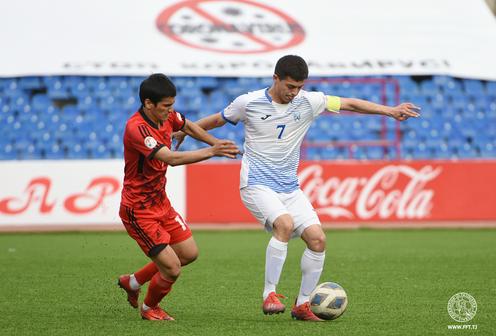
[0,143,18,160]
[44,144,65,159]
[108,77,130,91]
[196,77,219,90]
[66,143,87,159]
[479,143,496,157]
[411,142,432,159]
[462,79,485,95]
[46,78,71,99]
[31,94,52,112]
[320,146,344,160]
[367,146,386,160]
[90,143,111,159]
[457,142,478,159]
[18,77,43,90]
[20,144,42,160]
[305,147,322,160]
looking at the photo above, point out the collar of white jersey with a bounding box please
[264,88,272,102]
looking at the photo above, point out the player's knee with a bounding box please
[272,216,294,241]
[156,258,182,280]
[182,250,198,266]
[309,234,326,252]
[165,263,182,280]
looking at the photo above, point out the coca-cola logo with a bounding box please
[0,177,120,215]
[299,164,442,219]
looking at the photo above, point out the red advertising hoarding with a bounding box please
[186,160,496,224]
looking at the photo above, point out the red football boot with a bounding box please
[118,274,140,308]
[140,306,175,321]
[262,292,286,315]
[291,301,324,322]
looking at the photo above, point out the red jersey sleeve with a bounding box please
[171,111,186,132]
[125,123,165,159]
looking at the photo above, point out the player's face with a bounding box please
[274,75,305,104]
[145,97,175,123]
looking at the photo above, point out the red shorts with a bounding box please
[119,205,192,257]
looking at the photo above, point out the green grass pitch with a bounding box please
[0,229,494,336]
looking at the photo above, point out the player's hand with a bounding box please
[390,103,421,121]
[211,140,240,159]
[172,131,186,150]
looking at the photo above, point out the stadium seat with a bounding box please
[0,143,18,160]
[18,77,43,90]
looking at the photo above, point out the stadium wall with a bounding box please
[1,160,495,230]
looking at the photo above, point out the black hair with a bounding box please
[274,55,308,81]
[139,73,176,105]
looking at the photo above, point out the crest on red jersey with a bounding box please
[144,136,158,149]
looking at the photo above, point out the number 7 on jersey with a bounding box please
[276,124,286,139]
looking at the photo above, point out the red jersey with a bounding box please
[120,108,186,214]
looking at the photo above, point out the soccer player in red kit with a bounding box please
[117,74,240,321]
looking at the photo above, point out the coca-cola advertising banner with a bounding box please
[0,161,185,227]
[186,161,496,223]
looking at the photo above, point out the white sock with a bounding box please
[129,274,140,290]
[142,303,151,311]
[263,237,288,299]
[296,248,325,306]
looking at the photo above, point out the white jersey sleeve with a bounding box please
[304,91,341,117]
[304,91,327,117]
[221,94,249,125]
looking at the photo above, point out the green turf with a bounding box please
[0,229,494,336]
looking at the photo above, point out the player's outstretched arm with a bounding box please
[154,140,240,166]
[182,116,227,146]
[339,97,421,121]
[173,112,227,150]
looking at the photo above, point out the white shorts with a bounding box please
[240,185,321,238]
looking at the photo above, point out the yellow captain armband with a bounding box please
[326,95,341,113]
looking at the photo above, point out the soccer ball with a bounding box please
[309,282,348,320]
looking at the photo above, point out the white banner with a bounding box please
[0,161,185,227]
[1,0,496,79]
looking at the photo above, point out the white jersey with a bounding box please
[222,88,338,193]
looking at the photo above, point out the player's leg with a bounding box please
[141,245,181,320]
[118,206,177,320]
[118,206,159,308]
[266,213,293,296]
[298,224,326,304]
[241,186,291,314]
[286,190,325,321]
[167,209,198,267]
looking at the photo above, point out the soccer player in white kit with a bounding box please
[175,55,420,321]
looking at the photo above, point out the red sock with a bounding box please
[134,262,158,285]
[144,273,175,307]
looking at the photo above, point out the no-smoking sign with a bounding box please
[156,0,305,54]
